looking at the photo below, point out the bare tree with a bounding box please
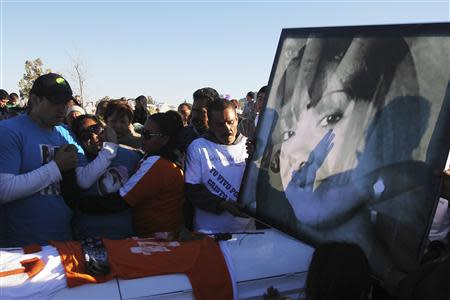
[146,95,155,105]
[67,50,87,107]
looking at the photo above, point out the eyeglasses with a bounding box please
[142,129,164,140]
[79,123,104,141]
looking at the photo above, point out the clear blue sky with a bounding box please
[1,0,449,105]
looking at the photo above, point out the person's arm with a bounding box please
[62,155,129,214]
[77,192,130,214]
[286,177,368,228]
[0,138,78,204]
[185,183,248,217]
[184,143,247,217]
[185,183,224,213]
[64,126,118,190]
[75,142,118,189]
[0,161,62,204]
[287,160,432,228]
[79,155,164,215]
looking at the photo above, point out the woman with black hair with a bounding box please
[77,111,185,236]
[70,114,142,239]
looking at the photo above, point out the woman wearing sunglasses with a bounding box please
[70,114,143,239]
[76,111,185,237]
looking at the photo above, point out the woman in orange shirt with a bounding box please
[78,111,185,236]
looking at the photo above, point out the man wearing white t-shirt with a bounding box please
[185,98,253,233]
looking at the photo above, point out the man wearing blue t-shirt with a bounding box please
[0,74,116,247]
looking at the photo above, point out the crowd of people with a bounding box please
[0,73,267,248]
[1,73,449,300]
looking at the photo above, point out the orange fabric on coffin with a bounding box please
[0,257,45,278]
[50,237,233,300]
[103,237,233,300]
[49,241,114,288]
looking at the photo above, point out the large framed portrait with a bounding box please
[239,23,450,284]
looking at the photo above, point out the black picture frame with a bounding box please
[239,22,450,284]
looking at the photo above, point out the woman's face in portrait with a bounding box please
[279,88,376,190]
[98,166,128,195]
[276,37,384,191]
[265,36,416,192]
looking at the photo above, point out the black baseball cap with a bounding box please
[30,73,74,104]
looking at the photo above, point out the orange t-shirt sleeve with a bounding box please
[119,156,164,207]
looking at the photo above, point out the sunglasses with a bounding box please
[79,123,104,141]
[142,129,164,140]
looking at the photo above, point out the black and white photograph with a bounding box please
[240,23,450,285]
